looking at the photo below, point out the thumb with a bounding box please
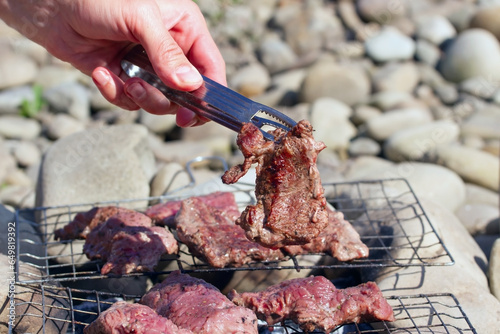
[126,4,203,91]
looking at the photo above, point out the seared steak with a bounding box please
[283,208,369,261]
[175,198,285,268]
[222,120,329,248]
[145,191,240,228]
[141,271,258,334]
[84,301,192,334]
[229,276,394,333]
[83,212,178,275]
[54,206,135,240]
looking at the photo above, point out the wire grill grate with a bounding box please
[15,178,453,284]
[9,283,476,334]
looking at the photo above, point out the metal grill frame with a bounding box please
[9,283,477,334]
[14,178,454,284]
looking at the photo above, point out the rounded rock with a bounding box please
[45,114,85,140]
[415,15,456,45]
[0,86,35,115]
[346,161,466,212]
[366,107,433,141]
[139,109,177,134]
[439,28,500,83]
[0,50,38,89]
[489,238,500,299]
[258,33,298,73]
[309,97,356,151]
[356,0,407,25]
[43,82,91,121]
[371,61,420,93]
[300,59,370,106]
[12,140,41,167]
[229,62,271,98]
[415,39,441,67]
[365,27,416,62]
[368,91,414,111]
[351,105,382,125]
[0,115,41,140]
[455,203,500,235]
[384,120,460,162]
[435,144,500,191]
[469,5,500,41]
[461,105,500,140]
[150,162,191,197]
[348,137,381,157]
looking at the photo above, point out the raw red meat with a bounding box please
[145,191,240,228]
[83,301,192,334]
[222,120,329,248]
[83,212,178,275]
[54,206,135,240]
[140,271,258,334]
[175,197,285,268]
[229,276,394,333]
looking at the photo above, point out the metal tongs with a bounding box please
[121,45,297,141]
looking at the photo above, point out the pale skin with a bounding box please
[0,0,226,127]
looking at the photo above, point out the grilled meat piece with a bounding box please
[229,276,394,333]
[84,301,192,334]
[145,191,240,228]
[283,208,369,261]
[141,271,258,334]
[54,206,135,240]
[175,198,285,268]
[222,120,329,248]
[83,213,178,275]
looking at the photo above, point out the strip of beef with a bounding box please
[283,208,369,261]
[54,206,135,240]
[100,226,179,275]
[229,276,394,333]
[140,271,258,334]
[84,301,192,334]
[222,120,329,248]
[175,198,285,268]
[83,212,178,275]
[145,191,240,228]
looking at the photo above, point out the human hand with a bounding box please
[1,0,226,127]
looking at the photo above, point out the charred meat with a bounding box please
[229,276,394,333]
[282,208,369,261]
[222,120,329,248]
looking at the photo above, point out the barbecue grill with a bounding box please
[9,283,476,333]
[14,179,454,283]
[9,158,476,333]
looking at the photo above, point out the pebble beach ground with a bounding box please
[0,0,500,333]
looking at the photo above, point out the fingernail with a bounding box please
[175,65,202,85]
[183,117,198,127]
[93,69,110,86]
[127,82,145,100]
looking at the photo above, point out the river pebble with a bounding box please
[0,115,41,140]
[365,27,416,62]
[439,28,500,83]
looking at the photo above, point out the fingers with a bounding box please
[123,0,203,91]
[92,67,139,111]
[123,78,179,115]
[176,107,209,128]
